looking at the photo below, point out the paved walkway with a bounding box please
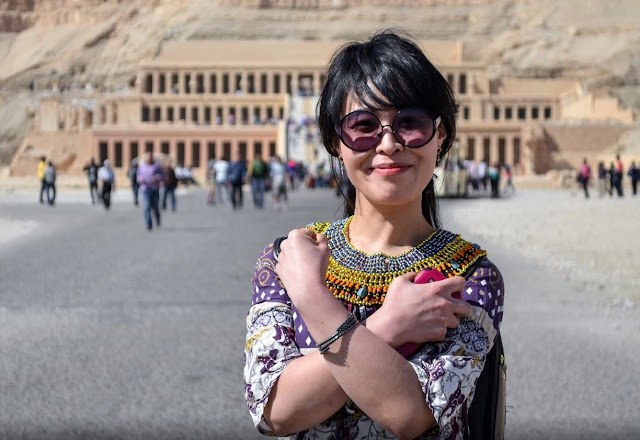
[0,187,637,439]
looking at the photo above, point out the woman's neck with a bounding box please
[347,200,434,256]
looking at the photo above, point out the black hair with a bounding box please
[317,29,459,229]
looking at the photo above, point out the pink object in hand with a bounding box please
[395,268,457,358]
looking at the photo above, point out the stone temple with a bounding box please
[9,38,635,183]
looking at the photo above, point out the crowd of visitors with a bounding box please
[34,149,638,223]
[576,154,638,199]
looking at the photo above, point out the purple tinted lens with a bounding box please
[393,108,434,147]
[340,111,381,151]
[339,108,435,150]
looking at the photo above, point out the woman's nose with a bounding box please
[376,125,403,153]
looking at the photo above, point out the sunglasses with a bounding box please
[337,107,441,152]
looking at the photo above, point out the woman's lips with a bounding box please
[372,164,411,175]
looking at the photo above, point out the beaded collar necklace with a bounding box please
[309,217,486,307]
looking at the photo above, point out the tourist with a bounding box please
[597,161,607,197]
[98,159,115,209]
[43,160,56,206]
[206,157,216,205]
[82,157,100,205]
[269,155,288,210]
[182,166,198,186]
[503,163,515,195]
[228,152,247,210]
[249,152,269,208]
[488,161,501,198]
[213,157,230,205]
[162,158,178,212]
[578,157,592,199]
[612,154,624,197]
[37,156,47,204]
[243,30,504,439]
[128,158,140,206]
[137,151,164,230]
[628,161,638,196]
[608,162,616,196]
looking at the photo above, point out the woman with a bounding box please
[244,30,504,440]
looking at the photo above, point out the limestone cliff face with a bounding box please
[0,0,639,163]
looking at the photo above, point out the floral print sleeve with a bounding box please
[243,243,302,435]
[409,258,504,439]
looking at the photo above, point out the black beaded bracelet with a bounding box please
[317,313,360,354]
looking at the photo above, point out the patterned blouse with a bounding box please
[244,218,504,439]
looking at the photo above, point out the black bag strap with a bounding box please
[272,236,287,262]
[465,332,506,440]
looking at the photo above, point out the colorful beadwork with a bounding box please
[309,217,487,306]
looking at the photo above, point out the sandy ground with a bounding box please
[2,175,637,308]
[0,179,638,438]
[441,186,639,308]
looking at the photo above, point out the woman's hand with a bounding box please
[274,228,330,306]
[370,273,472,346]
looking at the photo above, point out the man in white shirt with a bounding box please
[98,159,116,209]
[213,158,230,205]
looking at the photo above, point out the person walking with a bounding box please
[578,157,592,199]
[228,152,247,210]
[611,154,624,197]
[249,152,269,208]
[137,151,164,230]
[162,158,178,212]
[213,157,230,205]
[269,155,288,210]
[128,158,140,206]
[627,161,638,196]
[206,157,217,205]
[503,163,515,196]
[98,159,115,210]
[488,162,501,198]
[43,160,56,206]
[243,30,504,440]
[83,157,100,205]
[597,161,607,197]
[37,156,47,204]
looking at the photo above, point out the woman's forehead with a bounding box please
[342,90,392,114]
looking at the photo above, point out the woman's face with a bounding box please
[338,95,447,210]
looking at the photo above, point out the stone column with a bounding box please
[153,71,159,95]
[183,139,192,167]
[222,105,229,126]
[177,71,184,94]
[290,72,299,97]
[107,139,115,163]
[490,135,499,166]
[190,71,197,94]
[264,71,272,94]
[241,71,248,94]
[506,134,515,166]
[280,71,287,95]
[169,139,177,162]
[123,139,133,170]
[215,70,222,95]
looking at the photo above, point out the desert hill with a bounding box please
[1,0,639,163]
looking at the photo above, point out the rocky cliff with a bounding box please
[1,0,639,163]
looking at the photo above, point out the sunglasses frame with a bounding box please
[337,107,441,152]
